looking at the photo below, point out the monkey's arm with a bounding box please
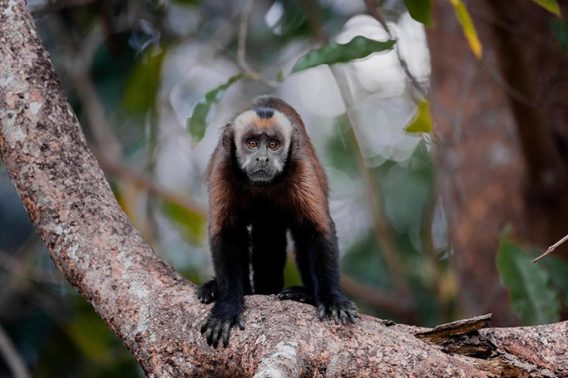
[200,225,248,347]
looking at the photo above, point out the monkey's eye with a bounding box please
[268,140,279,150]
[246,139,259,149]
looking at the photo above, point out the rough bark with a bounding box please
[1,0,567,376]
[428,0,568,325]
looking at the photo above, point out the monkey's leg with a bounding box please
[251,221,287,294]
[200,225,248,347]
[291,221,358,324]
[277,233,315,304]
[197,278,217,304]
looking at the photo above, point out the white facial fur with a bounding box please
[233,109,293,182]
[234,110,292,150]
[234,109,292,167]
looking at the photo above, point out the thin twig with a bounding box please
[236,0,278,87]
[0,325,30,378]
[341,276,415,321]
[421,195,452,322]
[300,0,325,43]
[49,17,207,221]
[237,0,255,73]
[533,233,568,263]
[363,0,428,98]
[331,66,410,299]
[96,153,207,217]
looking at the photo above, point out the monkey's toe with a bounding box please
[197,279,218,304]
[318,297,358,324]
[200,313,244,348]
[278,286,315,305]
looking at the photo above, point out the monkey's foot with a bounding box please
[318,296,358,324]
[200,310,245,348]
[277,286,315,305]
[197,279,217,304]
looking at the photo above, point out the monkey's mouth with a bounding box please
[249,169,273,182]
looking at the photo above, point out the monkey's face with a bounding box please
[234,109,292,184]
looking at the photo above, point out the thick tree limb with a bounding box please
[0,1,567,376]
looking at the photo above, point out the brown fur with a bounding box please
[207,97,331,237]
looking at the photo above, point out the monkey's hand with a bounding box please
[317,294,358,325]
[197,279,217,304]
[200,303,245,348]
[278,286,315,305]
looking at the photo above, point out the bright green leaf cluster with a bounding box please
[67,312,113,362]
[162,200,206,244]
[449,0,482,59]
[531,0,561,17]
[291,36,396,73]
[187,73,247,142]
[496,237,560,325]
[544,256,568,304]
[123,48,166,113]
[404,0,433,26]
[405,99,432,133]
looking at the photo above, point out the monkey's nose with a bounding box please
[256,157,269,163]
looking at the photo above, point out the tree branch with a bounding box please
[0,324,30,378]
[1,1,567,376]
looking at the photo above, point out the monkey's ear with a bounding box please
[289,126,301,157]
[221,123,234,151]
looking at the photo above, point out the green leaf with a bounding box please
[162,200,206,244]
[291,36,396,73]
[404,0,433,26]
[122,47,166,113]
[551,20,568,53]
[405,99,432,133]
[187,73,246,142]
[67,312,112,362]
[448,0,482,59]
[531,0,561,17]
[496,237,560,325]
[544,256,568,304]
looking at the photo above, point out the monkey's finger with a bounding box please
[200,320,208,334]
[332,307,340,323]
[238,318,245,330]
[346,310,356,324]
[204,325,214,344]
[318,305,326,320]
[208,323,222,347]
[339,310,349,324]
[221,323,231,347]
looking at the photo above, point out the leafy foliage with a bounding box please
[448,0,482,59]
[404,0,433,26]
[551,20,568,53]
[122,47,166,113]
[496,237,560,325]
[531,0,561,16]
[162,200,206,244]
[405,100,432,133]
[187,73,246,142]
[544,256,568,304]
[291,36,395,73]
[67,312,114,362]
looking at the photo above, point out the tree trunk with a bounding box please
[427,0,568,325]
[1,0,567,376]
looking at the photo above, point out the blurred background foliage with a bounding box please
[0,0,567,376]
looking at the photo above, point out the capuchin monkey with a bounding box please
[198,96,357,347]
